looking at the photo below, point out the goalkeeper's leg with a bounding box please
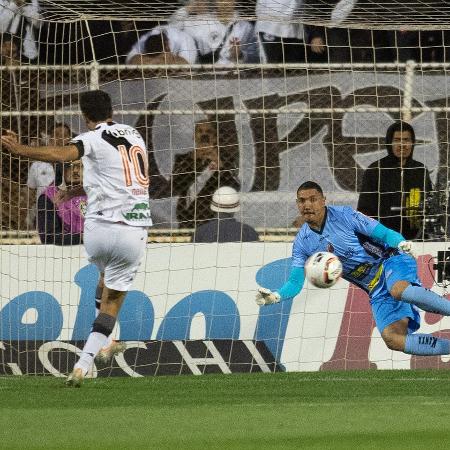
[391,281,450,316]
[381,319,450,355]
[386,255,450,316]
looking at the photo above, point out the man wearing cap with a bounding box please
[192,186,259,243]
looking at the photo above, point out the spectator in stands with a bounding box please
[313,1,435,63]
[304,0,391,63]
[256,0,326,63]
[37,160,86,245]
[126,25,198,65]
[0,0,41,62]
[27,122,72,226]
[174,119,240,228]
[357,121,433,240]
[150,118,240,228]
[85,20,156,64]
[192,186,259,242]
[170,0,259,64]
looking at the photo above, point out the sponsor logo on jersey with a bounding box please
[349,263,373,280]
[106,127,141,138]
[122,202,151,220]
[132,188,147,196]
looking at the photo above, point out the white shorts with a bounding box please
[84,219,147,291]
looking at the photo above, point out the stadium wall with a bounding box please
[1,242,449,374]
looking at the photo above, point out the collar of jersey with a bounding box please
[307,207,327,235]
[95,121,116,130]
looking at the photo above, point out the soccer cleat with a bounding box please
[96,340,127,364]
[65,368,84,388]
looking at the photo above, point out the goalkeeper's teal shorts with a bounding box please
[370,254,421,334]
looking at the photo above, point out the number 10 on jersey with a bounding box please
[118,144,149,188]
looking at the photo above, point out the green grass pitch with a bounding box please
[2,370,450,449]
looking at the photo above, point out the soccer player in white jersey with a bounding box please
[1,90,152,386]
[256,180,450,358]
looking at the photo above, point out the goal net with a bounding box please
[1,0,450,377]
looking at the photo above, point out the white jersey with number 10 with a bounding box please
[72,122,152,227]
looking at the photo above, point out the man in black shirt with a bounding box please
[358,121,433,240]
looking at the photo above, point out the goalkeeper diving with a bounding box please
[256,180,450,357]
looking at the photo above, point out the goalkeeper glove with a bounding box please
[398,240,415,258]
[255,287,281,306]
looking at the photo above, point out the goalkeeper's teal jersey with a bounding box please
[292,206,396,293]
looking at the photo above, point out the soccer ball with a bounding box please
[305,252,343,288]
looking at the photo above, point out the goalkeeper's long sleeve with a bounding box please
[370,223,405,248]
[276,266,305,300]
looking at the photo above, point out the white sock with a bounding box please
[74,331,108,375]
[103,333,113,348]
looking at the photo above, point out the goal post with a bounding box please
[2,0,450,376]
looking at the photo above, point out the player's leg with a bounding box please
[373,285,450,355]
[67,221,108,386]
[95,274,104,316]
[70,289,126,383]
[382,319,450,355]
[95,285,128,363]
[89,273,125,362]
[381,318,409,351]
[67,221,146,386]
[385,254,450,315]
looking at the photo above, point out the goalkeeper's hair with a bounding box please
[297,181,324,196]
[79,90,113,122]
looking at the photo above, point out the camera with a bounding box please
[422,191,446,240]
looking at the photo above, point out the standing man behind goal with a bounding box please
[1,90,152,387]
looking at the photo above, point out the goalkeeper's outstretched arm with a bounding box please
[256,266,305,306]
[370,223,415,256]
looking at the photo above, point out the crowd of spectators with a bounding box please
[1,0,449,66]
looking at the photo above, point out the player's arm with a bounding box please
[349,208,414,256]
[1,130,80,162]
[369,222,414,255]
[256,267,305,306]
[370,222,404,247]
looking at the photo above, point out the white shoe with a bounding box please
[96,340,127,364]
[66,368,84,388]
